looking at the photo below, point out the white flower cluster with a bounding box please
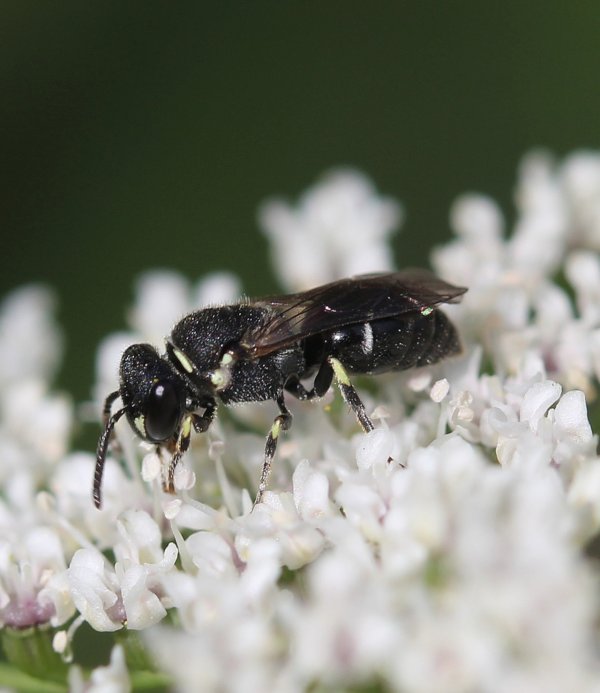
[259,169,402,291]
[1,157,600,691]
[433,151,600,396]
[0,287,74,632]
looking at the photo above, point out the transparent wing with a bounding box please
[244,269,466,358]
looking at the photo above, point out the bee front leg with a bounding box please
[254,394,292,507]
[164,415,193,494]
[102,390,121,426]
[101,390,122,457]
[93,404,126,509]
[164,403,216,495]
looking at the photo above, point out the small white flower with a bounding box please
[258,169,402,291]
[291,459,331,521]
[0,286,62,385]
[237,487,327,570]
[0,379,72,470]
[68,510,177,631]
[68,549,126,632]
[128,270,190,343]
[193,271,242,307]
[50,453,148,548]
[561,150,600,248]
[141,451,161,483]
[451,193,504,242]
[565,250,600,326]
[519,380,562,431]
[93,332,135,407]
[430,377,450,403]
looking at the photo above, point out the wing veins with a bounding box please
[245,271,466,358]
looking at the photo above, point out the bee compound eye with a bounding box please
[144,380,182,442]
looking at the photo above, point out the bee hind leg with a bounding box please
[328,356,397,465]
[328,356,374,433]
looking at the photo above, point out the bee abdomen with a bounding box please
[329,310,461,375]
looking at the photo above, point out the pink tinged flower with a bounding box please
[0,527,72,629]
[68,511,177,631]
[68,549,124,632]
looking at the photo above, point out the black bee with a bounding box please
[94,270,466,508]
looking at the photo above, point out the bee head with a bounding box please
[119,343,186,443]
[93,343,189,510]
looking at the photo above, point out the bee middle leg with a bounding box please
[255,393,292,507]
[164,404,217,493]
[286,357,374,433]
[284,360,333,401]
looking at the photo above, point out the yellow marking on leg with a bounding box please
[181,415,192,437]
[166,414,193,494]
[329,357,351,386]
[270,419,282,439]
[329,356,374,433]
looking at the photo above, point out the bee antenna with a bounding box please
[93,405,126,509]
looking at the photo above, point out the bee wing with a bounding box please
[245,270,467,358]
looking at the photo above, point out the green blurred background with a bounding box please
[2,3,600,401]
